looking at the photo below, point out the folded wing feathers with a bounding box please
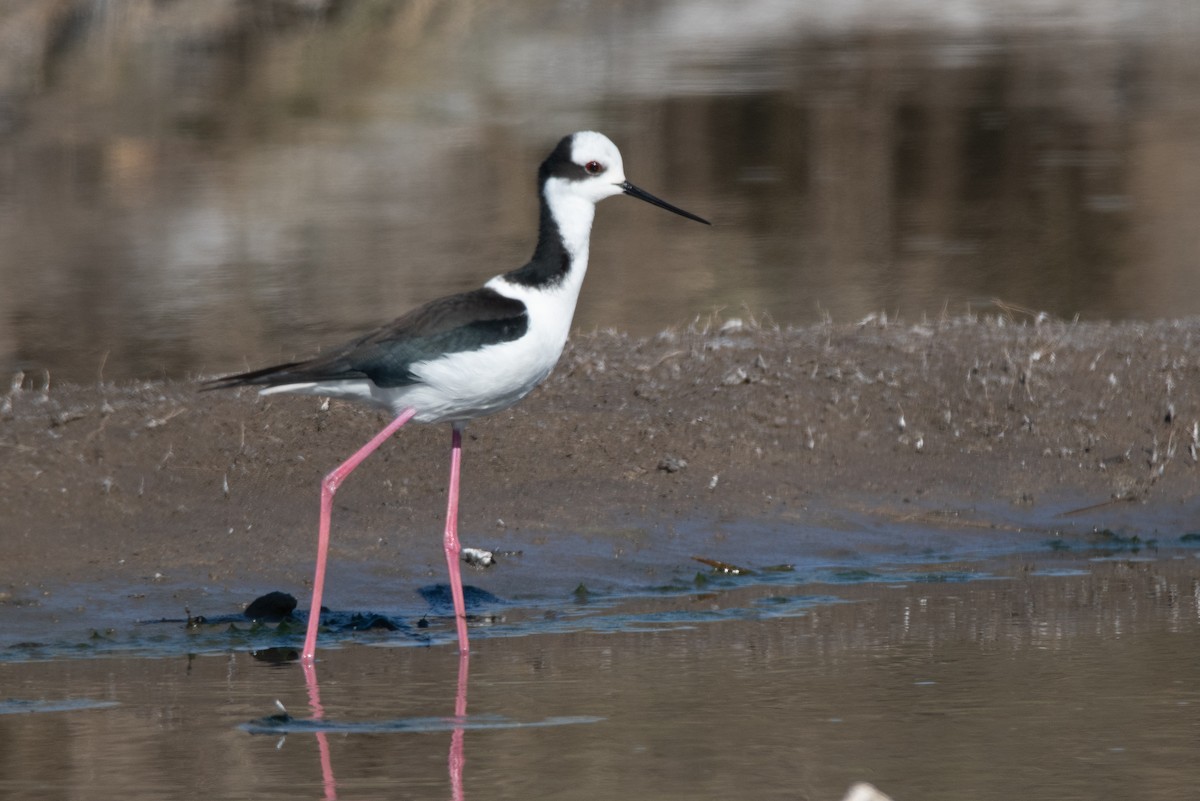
[203,288,529,391]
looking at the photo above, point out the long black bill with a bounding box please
[621,181,711,225]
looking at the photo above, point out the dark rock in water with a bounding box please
[346,613,400,632]
[418,584,502,610]
[247,701,295,731]
[310,609,412,635]
[249,647,299,665]
[244,591,298,622]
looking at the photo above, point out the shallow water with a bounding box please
[3,1,1200,382]
[2,553,1198,800]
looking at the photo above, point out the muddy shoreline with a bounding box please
[2,317,1198,607]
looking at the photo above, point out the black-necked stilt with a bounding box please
[206,131,709,661]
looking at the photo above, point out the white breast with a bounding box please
[362,265,583,424]
[394,180,597,424]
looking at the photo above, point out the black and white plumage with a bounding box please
[207,286,533,421]
[206,131,709,661]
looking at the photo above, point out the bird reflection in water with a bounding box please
[301,654,470,801]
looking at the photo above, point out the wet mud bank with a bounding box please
[2,317,1198,612]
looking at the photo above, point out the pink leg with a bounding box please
[448,651,469,801]
[302,661,337,801]
[302,407,417,662]
[444,423,470,653]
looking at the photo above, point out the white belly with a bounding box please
[400,330,563,422]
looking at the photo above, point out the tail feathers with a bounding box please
[201,361,306,391]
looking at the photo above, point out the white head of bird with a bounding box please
[539,130,709,265]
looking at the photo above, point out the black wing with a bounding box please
[204,287,529,390]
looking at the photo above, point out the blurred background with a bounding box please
[1,0,1198,383]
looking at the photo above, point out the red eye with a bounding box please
[584,161,603,175]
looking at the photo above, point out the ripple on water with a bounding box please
[0,698,119,715]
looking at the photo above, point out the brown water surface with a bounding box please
[2,0,1200,382]
[2,557,1197,800]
